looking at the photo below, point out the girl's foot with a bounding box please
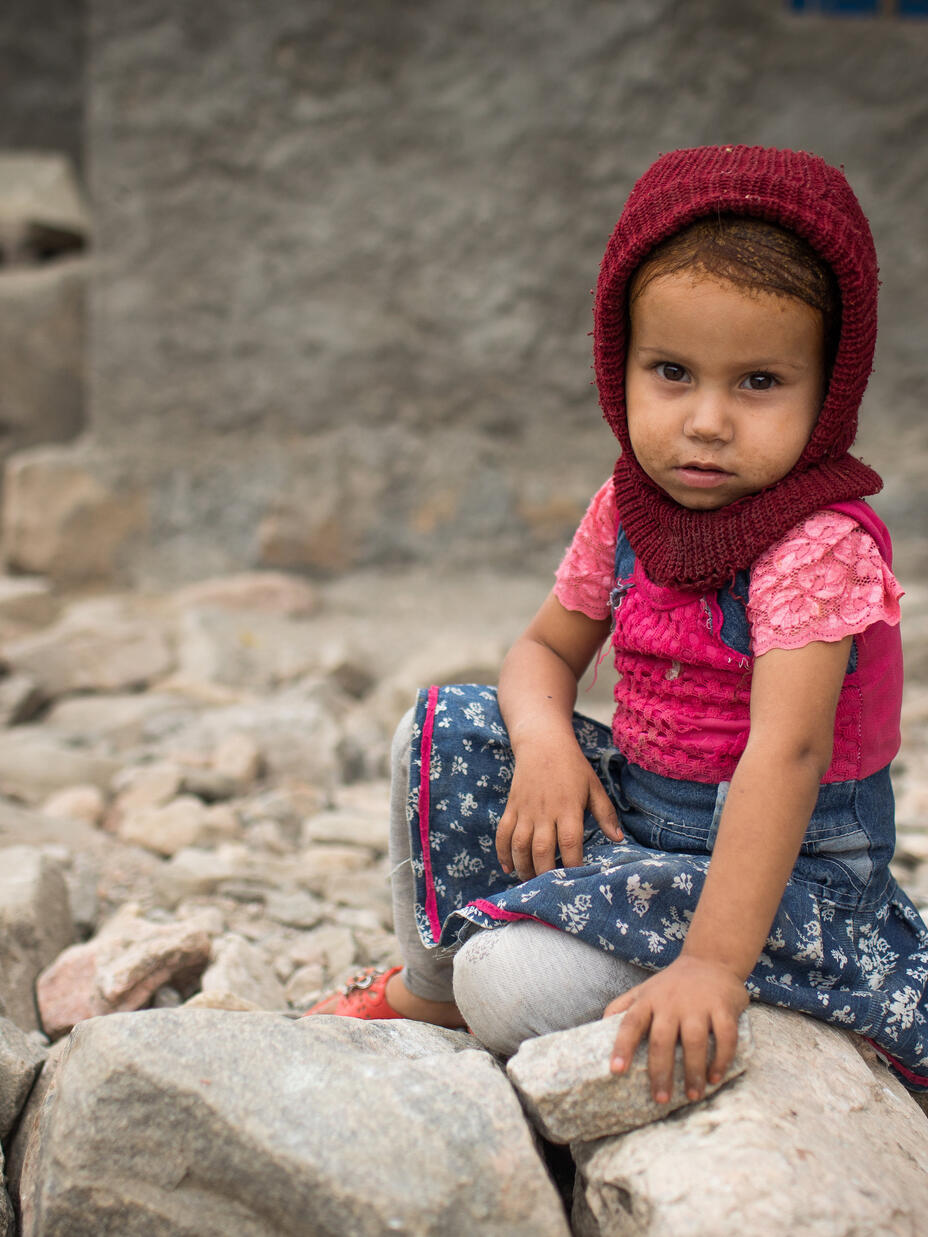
[384,971,466,1028]
[302,965,465,1029]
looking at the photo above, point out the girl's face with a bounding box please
[625,271,825,511]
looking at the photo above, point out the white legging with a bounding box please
[389,709,647,1056]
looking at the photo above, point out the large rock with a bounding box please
[0,1015,46,1140]
[0,846,74,1031]
[507,1010,752,1143]
[570,1005,928,1237]
[10,1009,571,1236]
[0,1167,11,1237]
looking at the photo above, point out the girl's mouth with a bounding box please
[674,464,733,488]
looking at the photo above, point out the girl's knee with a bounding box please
[453,928,537,1056]
[453,922,649,1056]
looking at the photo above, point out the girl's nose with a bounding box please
[684,391,734,442]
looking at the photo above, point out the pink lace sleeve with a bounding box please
[553,480,616,620]
[748,510,903,657]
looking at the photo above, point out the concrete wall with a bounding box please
[7,0,928,585]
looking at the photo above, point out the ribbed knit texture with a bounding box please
[595,145,882,592]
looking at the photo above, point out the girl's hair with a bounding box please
[628,215,841,372]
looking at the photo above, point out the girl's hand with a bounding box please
[604,956,748,1104]
[496,736,622,881]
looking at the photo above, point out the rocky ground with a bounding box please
[0,555,927,1234]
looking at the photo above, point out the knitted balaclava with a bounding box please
[595,144,882,592]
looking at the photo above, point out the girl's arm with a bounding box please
[496,592,622,880]
[605,634,852,1103]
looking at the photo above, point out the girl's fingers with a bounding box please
[589,777,623,842]
[609,999,650,1073]
[708,1012,740,1084]
[553,811,584,870]
[512,819,557,881]
[680,1015,711,1100]
[646,1016,678,1103]
[495,810,516,873]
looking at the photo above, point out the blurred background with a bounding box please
[1,0,927,591]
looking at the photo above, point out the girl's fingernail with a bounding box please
[656,1090,669,1104]
[611,1056,625,1072]
[687,1088,700,1101]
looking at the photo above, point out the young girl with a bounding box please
[307,145,928,1106]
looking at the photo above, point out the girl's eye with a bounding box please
[743,372,777,391]
[655,362,688,383]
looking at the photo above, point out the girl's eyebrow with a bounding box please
[633,344,809,373]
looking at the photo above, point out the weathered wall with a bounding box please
[0,0,85,170]
[9,0,928,585]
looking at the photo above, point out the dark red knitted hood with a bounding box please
[595,144,882,592]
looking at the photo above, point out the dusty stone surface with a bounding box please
[9,1010,571,1237]
[0,847,74,1031]
[507,1010,753,1144]
[0,1015,46,1140]
[570,1005,928,1237]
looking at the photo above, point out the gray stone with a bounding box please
[0,152,90,246]
[117,795,237,856]
[36,904,215,1039]
[507,1010,752,1144]
[44,693,195,750]
[0,846,74,1031]
[10,1009,571,1236]
[0,601,174,696]
[1,444,150,585]
[0,730,121,804]
[0,798,102,852]
[570,1005,928,1237]
[156,689,343,793]
[0,1014,47,1139]
[154,842,370,907]
[199,935,286,1011]
[173,606,331,691]
[40,785,106,827]
[302,805,390,854]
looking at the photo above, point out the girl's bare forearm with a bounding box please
[681,743,823,979]
[497,636,582,748]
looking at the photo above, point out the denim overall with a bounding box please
[404,529,928,1088]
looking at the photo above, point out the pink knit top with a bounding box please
[555,481,903,783]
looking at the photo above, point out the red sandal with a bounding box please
[301,965,406,1020]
